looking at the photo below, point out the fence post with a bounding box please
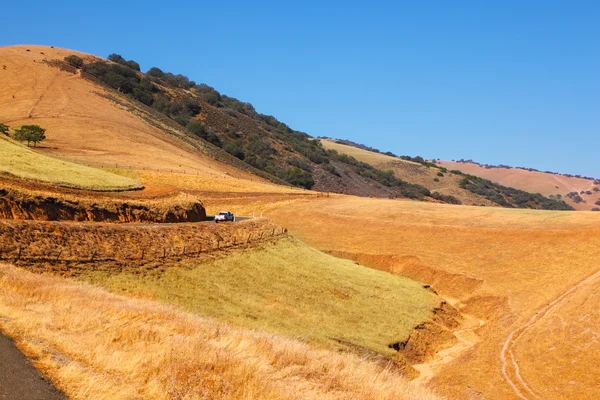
[55,249,62,262]
[14,246,22,262]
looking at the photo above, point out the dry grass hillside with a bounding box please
[320,139,497,206]
[76,238,440,358]
[268,196,600,399]
[439,160,599,210]
[0,45,265,182]
[0,136,141,191]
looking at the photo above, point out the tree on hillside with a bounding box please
[0,123,9,136]
[13,125,46,147]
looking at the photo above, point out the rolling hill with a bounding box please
[2,43,599,400]
[320,138,574,210]
[438,160,599,210]
[0,45,465,204]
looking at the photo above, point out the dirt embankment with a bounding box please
[0,218,286,270]
[0,187,206,223]
[327,250,512,382]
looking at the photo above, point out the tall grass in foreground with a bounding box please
[0,264,437,400]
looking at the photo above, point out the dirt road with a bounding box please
[0,333,65,400]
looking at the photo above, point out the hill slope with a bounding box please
[320,138,573,210]
[321,139,494,206]
[439,160,599,210]
[0,45,465,203]
[0,45,278,185]
[0,136,141,191]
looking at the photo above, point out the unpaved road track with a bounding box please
[0,333,65,399]
[500,269,600,399]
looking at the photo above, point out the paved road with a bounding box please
[0,334,65,400]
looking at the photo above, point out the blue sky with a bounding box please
[2,1,599,176]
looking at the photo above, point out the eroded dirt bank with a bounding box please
[0,187,206,223]
[0,218,286,269]
[327,250,511,387]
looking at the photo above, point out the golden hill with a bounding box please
[439,160,599,210]
[320,139,494,206]
[0,45,268,183]
[268,195,600,399]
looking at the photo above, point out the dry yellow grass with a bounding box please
[320,139,408,165]
[118,169,302,194]
[267,196,600,399]
[77,238,439,356]
[514,275,600,399]
[0,136,141,191]
[0,263,437,400]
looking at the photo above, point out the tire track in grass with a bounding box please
[500,269,600,399]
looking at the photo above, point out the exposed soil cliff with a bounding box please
[0,187,206,223]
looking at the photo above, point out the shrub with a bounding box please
[132,87,153,105]
[223,140,245,160]
[431,192,462,204]
[108,53,140,71]
[437,172,444,177]
[147,67,165,78]
[186,121,206,136]
[279,167,314,189]
[323,164,340,177]
[595,200,600,206]
[0,123,9,136]
[287,158,311,172]
[64,55,83,68]
[433,178,439,182]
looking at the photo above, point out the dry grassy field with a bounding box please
[268,196,600,399]
[0,136,141,191]
[0,263,437,400]
[439,160,599,210]
[77,238,439,356]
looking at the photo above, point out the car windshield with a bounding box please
[219,212,228,215]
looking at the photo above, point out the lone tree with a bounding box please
[13,125,46,147]
[0,123,9,136]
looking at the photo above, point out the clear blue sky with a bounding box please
[2,1,599,176]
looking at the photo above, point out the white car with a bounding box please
[214,211,235,223]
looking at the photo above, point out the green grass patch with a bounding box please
[78,239,439,355]
[0,137,142,191]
